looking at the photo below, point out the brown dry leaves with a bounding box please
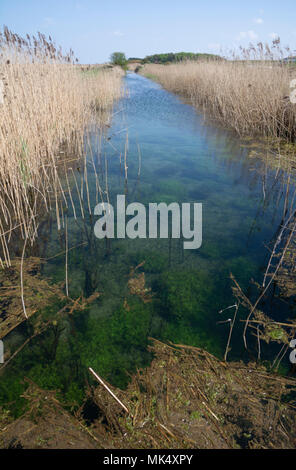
[127,262,153,304]
[0,257,65,339]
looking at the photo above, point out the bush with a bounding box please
[110,52,127,70]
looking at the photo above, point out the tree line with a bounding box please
[110,51,222,68]
[142,52,222,64]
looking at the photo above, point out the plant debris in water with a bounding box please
[1,339,296,449]
[0,257,64,339]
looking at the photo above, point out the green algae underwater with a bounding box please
[0,73,294,418]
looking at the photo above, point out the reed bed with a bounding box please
[0,27,123,266]
[142,43,296,142]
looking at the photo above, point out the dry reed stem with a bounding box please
[0,27,124,267]
[142,49,296,141]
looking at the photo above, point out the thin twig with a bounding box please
[89,367,131,416]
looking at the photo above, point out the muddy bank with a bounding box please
[1,339,296,449]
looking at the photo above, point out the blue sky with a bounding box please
[1,0,296,63]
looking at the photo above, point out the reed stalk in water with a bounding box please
[0,26,123,266]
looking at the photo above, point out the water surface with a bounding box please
[1,73,290,414]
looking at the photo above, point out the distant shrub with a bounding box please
[110,52,127,70]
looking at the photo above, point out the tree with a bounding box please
[110,52,127,68]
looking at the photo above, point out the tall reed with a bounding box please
[0,27,123,265]
[142,41,296,142]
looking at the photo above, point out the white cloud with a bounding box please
[253,18,263,24]
[112,30,124,37]
[236,30,258,41]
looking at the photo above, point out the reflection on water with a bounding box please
[1,73,293,415]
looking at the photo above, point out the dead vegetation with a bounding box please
[0,254,102,371]
[85,339,296,449]
[0,379,99,449]
[0,257,64,340]
[2,339,296,449]
[127,262,153,304]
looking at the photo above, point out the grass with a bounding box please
[0,27,123,266]
[141,41,296,143]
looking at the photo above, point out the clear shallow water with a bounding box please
[1,73,291,413]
